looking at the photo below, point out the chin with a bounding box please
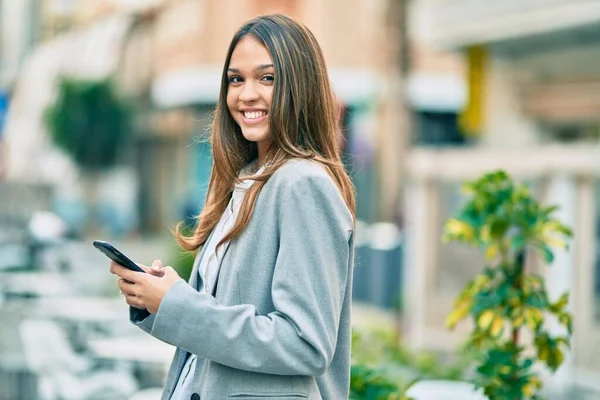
[241,129,269,143]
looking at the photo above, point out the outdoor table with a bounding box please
[0,272,72,299]
[88,336,175,365]
[36,296,128,324]
[87,335,175,387]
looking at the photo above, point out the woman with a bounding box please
[110,14,356,400]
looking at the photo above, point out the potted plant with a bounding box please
[444,170,574,399]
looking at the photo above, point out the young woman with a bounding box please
[110,14,356,400]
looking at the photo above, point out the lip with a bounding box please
[240,110,268,125]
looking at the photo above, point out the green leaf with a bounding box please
[556,336,571,349]
[542,205,560,217]
[489,218,510,239]
[522,358,534,369]
[525,292,547,309]
[553,223,573,237]
[550,293,569,313]
[538,245,555,264]
[558,313,574,335]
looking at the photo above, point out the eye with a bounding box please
[228,75,243,84]
[261,74,275,83]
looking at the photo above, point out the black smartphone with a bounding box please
[93,240,145,273]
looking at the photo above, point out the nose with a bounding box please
[239,80,259,102]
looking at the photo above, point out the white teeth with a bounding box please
[243,111,266,119]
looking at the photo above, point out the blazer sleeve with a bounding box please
[146,173,354,376]
[130,307,155,333]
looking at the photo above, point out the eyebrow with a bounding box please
[227,64,275,73]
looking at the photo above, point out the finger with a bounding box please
[112,263,143,283]
[109,261,122,274]
[137,263,153,273]
[163,266,177,275]
[117,277,138,296]
[124,293,144,309]
[110,261,132,276]
[137,264,163,277]
[151,260,165,276]
[135,261,164,276]
[164,266,182,280]
[150,268,165,277]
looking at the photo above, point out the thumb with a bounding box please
[163,266,180,277]
[151,260,165,274]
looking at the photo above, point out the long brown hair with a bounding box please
[175,14,356,252]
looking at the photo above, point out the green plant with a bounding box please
[168,224,196,281]
[350,327,470,399]
[443,171,574,400]
[350,364,410,400]
[45,77,132,172]
[170,243,196,282]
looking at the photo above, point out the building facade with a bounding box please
[403,0,600,395]
[4,0,409,234]
[145,0,399,230]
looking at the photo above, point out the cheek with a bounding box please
[264,87,273,106]
[226,92,237,115]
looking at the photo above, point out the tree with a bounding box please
[44,77,134,233]
[45,77,132,172]
[444,171,574,400]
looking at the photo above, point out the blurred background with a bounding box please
[1,0,600,399]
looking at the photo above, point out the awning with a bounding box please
[406,72,467,112]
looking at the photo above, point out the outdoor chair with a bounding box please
[405,379,487,400]
[19,318,137,400]
[128,387,163,400]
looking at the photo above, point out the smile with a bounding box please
[241,110,268,125]
[243,111,267,119]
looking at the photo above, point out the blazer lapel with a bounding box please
[188,229,214,291]
[210,239,232,297]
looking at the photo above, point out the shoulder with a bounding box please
[269,158,353,227]
[270,158,331,187]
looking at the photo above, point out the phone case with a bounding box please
[92,240,145,273]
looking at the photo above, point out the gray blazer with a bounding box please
[131,159,355,400]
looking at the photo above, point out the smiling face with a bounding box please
[226,35,275,162]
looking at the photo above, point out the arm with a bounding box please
[149,174,354,375]
[130,308,155,333]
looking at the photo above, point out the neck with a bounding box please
[257,141,271,168]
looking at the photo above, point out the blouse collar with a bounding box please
[234,159,267,192]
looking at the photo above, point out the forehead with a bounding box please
[228,35,273,69]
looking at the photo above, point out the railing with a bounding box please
[403,145,600,392]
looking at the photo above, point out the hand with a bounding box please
[140,259,166,277]
[110,259,182,314]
